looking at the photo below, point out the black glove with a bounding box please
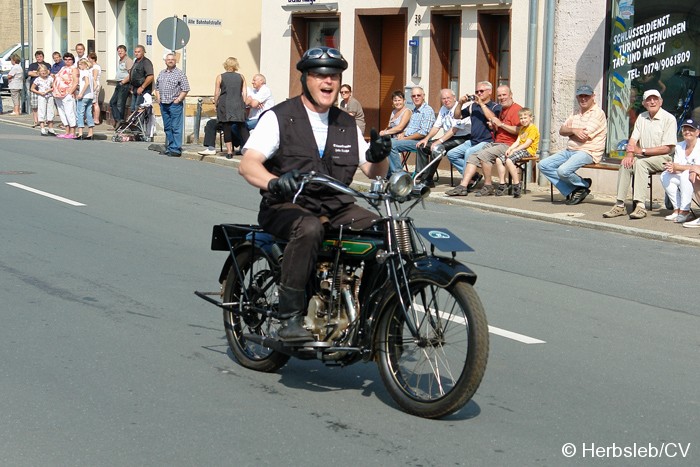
[365,128,392,163]
[267,169,301,199]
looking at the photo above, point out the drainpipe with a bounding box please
[525,0,538,108]
[538,0,556,184]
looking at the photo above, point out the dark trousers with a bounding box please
[109,82,131,122]
[202,119,249,148]
[258,202,377,289]
[415,136,469,182]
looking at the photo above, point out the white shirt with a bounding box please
[244,105,369,165]
[248,84,274,121]
[672,140,700,165]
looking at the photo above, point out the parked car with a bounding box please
[0,42,29,95]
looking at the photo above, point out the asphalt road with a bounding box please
[1,122,698,466]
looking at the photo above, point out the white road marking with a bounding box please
[424,305,546,345]
[7,182,86,206]
[488,325,546,344]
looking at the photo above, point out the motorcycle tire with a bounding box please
[376,281,489,419]
[223,247,290,372]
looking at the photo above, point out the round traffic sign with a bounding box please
[157,16,190,51]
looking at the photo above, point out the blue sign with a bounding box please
[409,39,419,47]
[146,34,152,45]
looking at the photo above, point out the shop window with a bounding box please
[606,0,700,158]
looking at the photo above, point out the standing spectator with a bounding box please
[75,58,95,140]
[75,43,88,63]
[415,88,471,187]
[339,84,366,135]
[198,73,272,157]
[498,107,540,198]
[88,52,102,125]
[385,86,435,178]
[109,45,133,126]
[154,53,190,157]
[27,51,52,126]
[468,85,523,196]
[30,65,56,136]
[540,85,607,205]
[7,54,24,115]
[50,52,64,76]
[445,82,501,197]
[214,57,247,159]
[129,45,154,112]
[660,119,700,224]
[379,90,412,138]
[53,53,79,139]
[603,89,677,219]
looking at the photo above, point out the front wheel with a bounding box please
[376,281,489,419]
[223,247,290,372]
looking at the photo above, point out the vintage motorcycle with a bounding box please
[195,167,489,419]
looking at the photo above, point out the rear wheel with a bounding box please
[223,247,289,372]
[376,281,489,418]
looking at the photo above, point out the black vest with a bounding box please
[261,96,359,214]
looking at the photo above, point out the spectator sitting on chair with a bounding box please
[444,82,501,197]
[380,90,412,139]
[415,88,471,188]
[660,118,700,225]
[497,107,540,198]
[385,86,435,178]
[245,73,274,131]
[339,84,366,135]
[459,84,522,196]
[540,84,607,205]
[603,89,676,220]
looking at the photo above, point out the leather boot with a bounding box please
[277,285,313,342]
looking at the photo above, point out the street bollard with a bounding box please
[193,98,203,145]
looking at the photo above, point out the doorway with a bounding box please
[353,9,407,136]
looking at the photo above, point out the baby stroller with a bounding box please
[112,93,155,142]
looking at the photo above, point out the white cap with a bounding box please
[643,89,661,100]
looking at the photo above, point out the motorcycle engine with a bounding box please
[304,261,363,342]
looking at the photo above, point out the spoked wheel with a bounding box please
[376,281,489,418]
[223,247,290,372]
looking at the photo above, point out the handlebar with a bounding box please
[293,172,430,205]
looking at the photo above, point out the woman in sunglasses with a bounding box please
[338,84,366,135]
[239,46,390,342]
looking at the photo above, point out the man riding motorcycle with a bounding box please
[238,47,391,342]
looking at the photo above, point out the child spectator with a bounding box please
[496,107,540,198]
[31,65,56,136]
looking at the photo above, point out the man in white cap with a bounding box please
[603,88,677,219]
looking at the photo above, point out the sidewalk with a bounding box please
[3,108,699,247]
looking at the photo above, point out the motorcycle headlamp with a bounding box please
[387,171,413,198]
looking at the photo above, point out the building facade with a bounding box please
[31,0,263,98]
[27,0,700,195]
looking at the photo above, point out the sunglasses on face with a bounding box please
[475,90,486,94]
[304,47,342,59]
[411,94,423,98]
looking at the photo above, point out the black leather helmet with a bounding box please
[296,47,348,75]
